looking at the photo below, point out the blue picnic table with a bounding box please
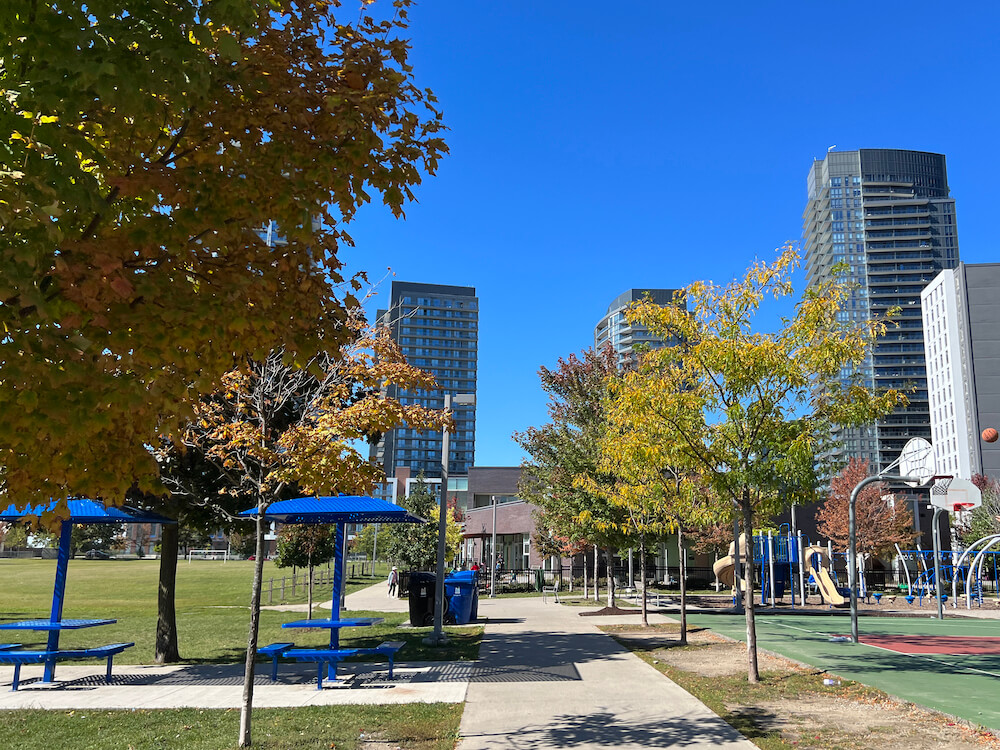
[0,499,173,689]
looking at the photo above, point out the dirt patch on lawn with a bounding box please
[579,606,642,617]
[653,640,791,677]
[731,695,996,750]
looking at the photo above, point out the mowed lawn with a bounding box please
[0,558,480,664]
[0,704,464,750]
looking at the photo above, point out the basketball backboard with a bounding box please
[930,477,982,513]
[899,437,935,488]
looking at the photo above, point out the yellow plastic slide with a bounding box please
[713,555,736,587]
[713,534,750,590]
[804,545,846,606]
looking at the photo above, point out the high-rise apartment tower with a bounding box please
[595,288,679,369]
[803,149,960,470]
[373,281,478,478]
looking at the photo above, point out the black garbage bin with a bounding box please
[408,572,436,627]
[408,572,452,626]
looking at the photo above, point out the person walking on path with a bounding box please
[387,566,398,597]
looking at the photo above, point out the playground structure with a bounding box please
[712,530,853,608]
[709,530,1000,610]
[708,439,990,621]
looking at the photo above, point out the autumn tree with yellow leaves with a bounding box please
[154,321,448,746]
[620,246,906,684]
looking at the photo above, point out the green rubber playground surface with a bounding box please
[689,612,1000,731]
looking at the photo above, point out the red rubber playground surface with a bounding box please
[690,612,1000,731]
[859,634,1000,655]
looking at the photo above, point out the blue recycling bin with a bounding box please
[445,570,479,625]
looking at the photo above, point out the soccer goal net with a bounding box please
[186,548,230,562]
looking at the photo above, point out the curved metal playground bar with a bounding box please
[963,535,1000,608]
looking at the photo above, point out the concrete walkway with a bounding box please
[457,595,754,749]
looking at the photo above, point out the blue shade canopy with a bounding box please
[240,495,425,525]
[0,499,176,525]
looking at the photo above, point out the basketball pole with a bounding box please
[849,473,920,644]
[931,506,946,620]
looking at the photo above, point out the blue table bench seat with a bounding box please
[261,640,406,689]
[284,647,362,689]
[258,642,295,682]
[354,641,405,679]
[0,642,134,691]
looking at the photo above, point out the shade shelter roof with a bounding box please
[240,495,424,619]
[0,499,175,525]
[239,495,424,525]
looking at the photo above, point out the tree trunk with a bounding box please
[593,546,600,602]
[678,522,688,646]
[239,509,268,747]
[606,547,616,608]
[741,491,760,683]
[155,523,181,663]
[639,538,648,627]
[583,550,588,598]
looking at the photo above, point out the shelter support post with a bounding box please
[44,521,74,682]
[330,525,345,647]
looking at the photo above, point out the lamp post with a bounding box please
[426,392,475,647]
[490,494,497,598]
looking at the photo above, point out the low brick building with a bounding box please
[462,466,548,570]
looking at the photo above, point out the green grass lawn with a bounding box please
[0,559,481,664]
[0,704,463,750]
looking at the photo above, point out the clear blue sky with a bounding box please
[342,1,1000,469]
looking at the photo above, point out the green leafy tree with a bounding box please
[381,478,461,570]
[70,524,123,556]
[274,525,338,617]
[0,523,28,552]
[0,0,447,530]
[623,246,906,683]
[514,346,630,607]
[352,523,378,564]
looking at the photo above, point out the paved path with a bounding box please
[457,594,754,749]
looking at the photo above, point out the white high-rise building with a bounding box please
[922,263,1000,479]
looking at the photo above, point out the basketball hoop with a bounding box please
[930,476,982,513]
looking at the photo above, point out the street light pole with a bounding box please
[427,392,474,647]
[490,494,497,598]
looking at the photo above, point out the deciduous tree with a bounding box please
[515,346,629,607]
[381,477,461,571]
[959,474,1000,546]
[624,246,906,683]
[170,322,447,747]
[0,0,447,518]
[816,458,916,563]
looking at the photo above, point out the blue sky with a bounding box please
[342,1,1000,468]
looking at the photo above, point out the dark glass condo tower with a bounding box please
[803,149,960,471]
[373,281,478,477]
